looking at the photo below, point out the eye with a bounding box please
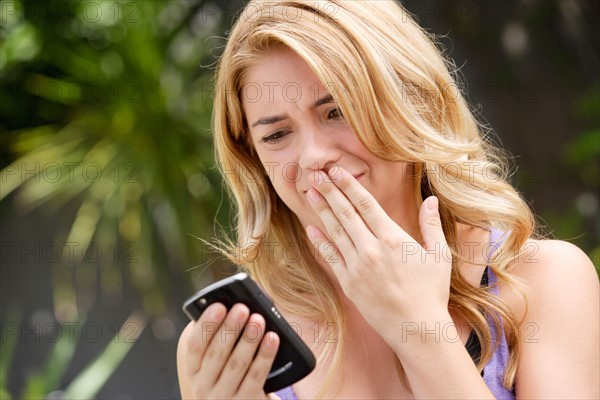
[327,107,344,119]
[261,130,291,144]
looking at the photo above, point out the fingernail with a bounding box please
[231,304,248,321]
[207,303,224,320]
[246,321,259,338]
[265,331,279,348]
[307,188,321,202]
[427,196,438,211]
[306,225,318,239]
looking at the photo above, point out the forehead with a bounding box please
[241,49,331,113]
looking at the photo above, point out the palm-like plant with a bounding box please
[1,1,238,397]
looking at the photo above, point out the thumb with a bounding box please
[419,196,447,252]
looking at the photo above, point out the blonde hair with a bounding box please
[212,0,534,393]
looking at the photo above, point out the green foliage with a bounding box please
[1,0,234,396]
[565,81,600,273]
[0,308,144,399]
[62,313,146,400]
[1,0,230,316]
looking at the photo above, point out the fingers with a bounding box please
[418,196,448,252]
[307,185,357,260]
[310,169,449,264]
[216,313,267,389]
[185,303,279,398]
[319,167,393,236]
[186,302,227,374]
[237,331,280,394]
[306,224,346,280]
[197,303,251,386]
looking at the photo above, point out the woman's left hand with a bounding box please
[305,166,453,345]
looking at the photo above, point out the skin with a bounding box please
[177,48,599,399]
[177,303,281,399]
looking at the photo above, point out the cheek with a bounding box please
[278,162,302,185]
[257,149,301,186]
[267,164,320,226]
[268,163,303,205]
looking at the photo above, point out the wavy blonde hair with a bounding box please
[212,0,534,393]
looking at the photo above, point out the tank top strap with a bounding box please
[482,227,516,399]
[274,386,298,400]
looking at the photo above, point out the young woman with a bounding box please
[177,1,599,398]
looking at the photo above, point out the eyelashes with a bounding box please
[261,129,291,144]
[327,107,343,119]
[260,108,344,144]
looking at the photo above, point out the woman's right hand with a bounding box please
[177,302,281,399]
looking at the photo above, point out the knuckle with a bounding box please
[338,206,356,223]
[205,344,224,362]
[355,196,373,214]
[246,365,264,382]
[314,201,329,213]
[319,182,334,195]
[382,236,400,249]
[330,223,346,239]
[362,247,380,264]
[425,217,442,230]
[228,356,248,373]
[338,175,352,190]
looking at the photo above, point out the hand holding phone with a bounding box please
[183,273,316,393]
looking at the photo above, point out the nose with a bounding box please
[297,127,342,173]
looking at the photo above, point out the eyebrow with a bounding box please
[250,94,335,128]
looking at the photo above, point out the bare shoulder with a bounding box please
[507,243,599,398]
[511,239,597,288]
[504,238,598,320]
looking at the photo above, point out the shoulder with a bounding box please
[521,238,594,268]
[506,241,599,397]
[512,238,596,277]
[504,239,598,318]
[506,239,599,397]
[511,239,597,301]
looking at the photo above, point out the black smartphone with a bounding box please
[182,272,316,393]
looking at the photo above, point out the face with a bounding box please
[242,49,419,238]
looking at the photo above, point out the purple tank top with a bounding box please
[274,228,515,399]
[481,227,516,399]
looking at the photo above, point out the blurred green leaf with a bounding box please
[0,308,20,400]
[562,129,600,166]
[63,313,146,400]
[19,317,81,399]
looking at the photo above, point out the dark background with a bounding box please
[1,1,598,398]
